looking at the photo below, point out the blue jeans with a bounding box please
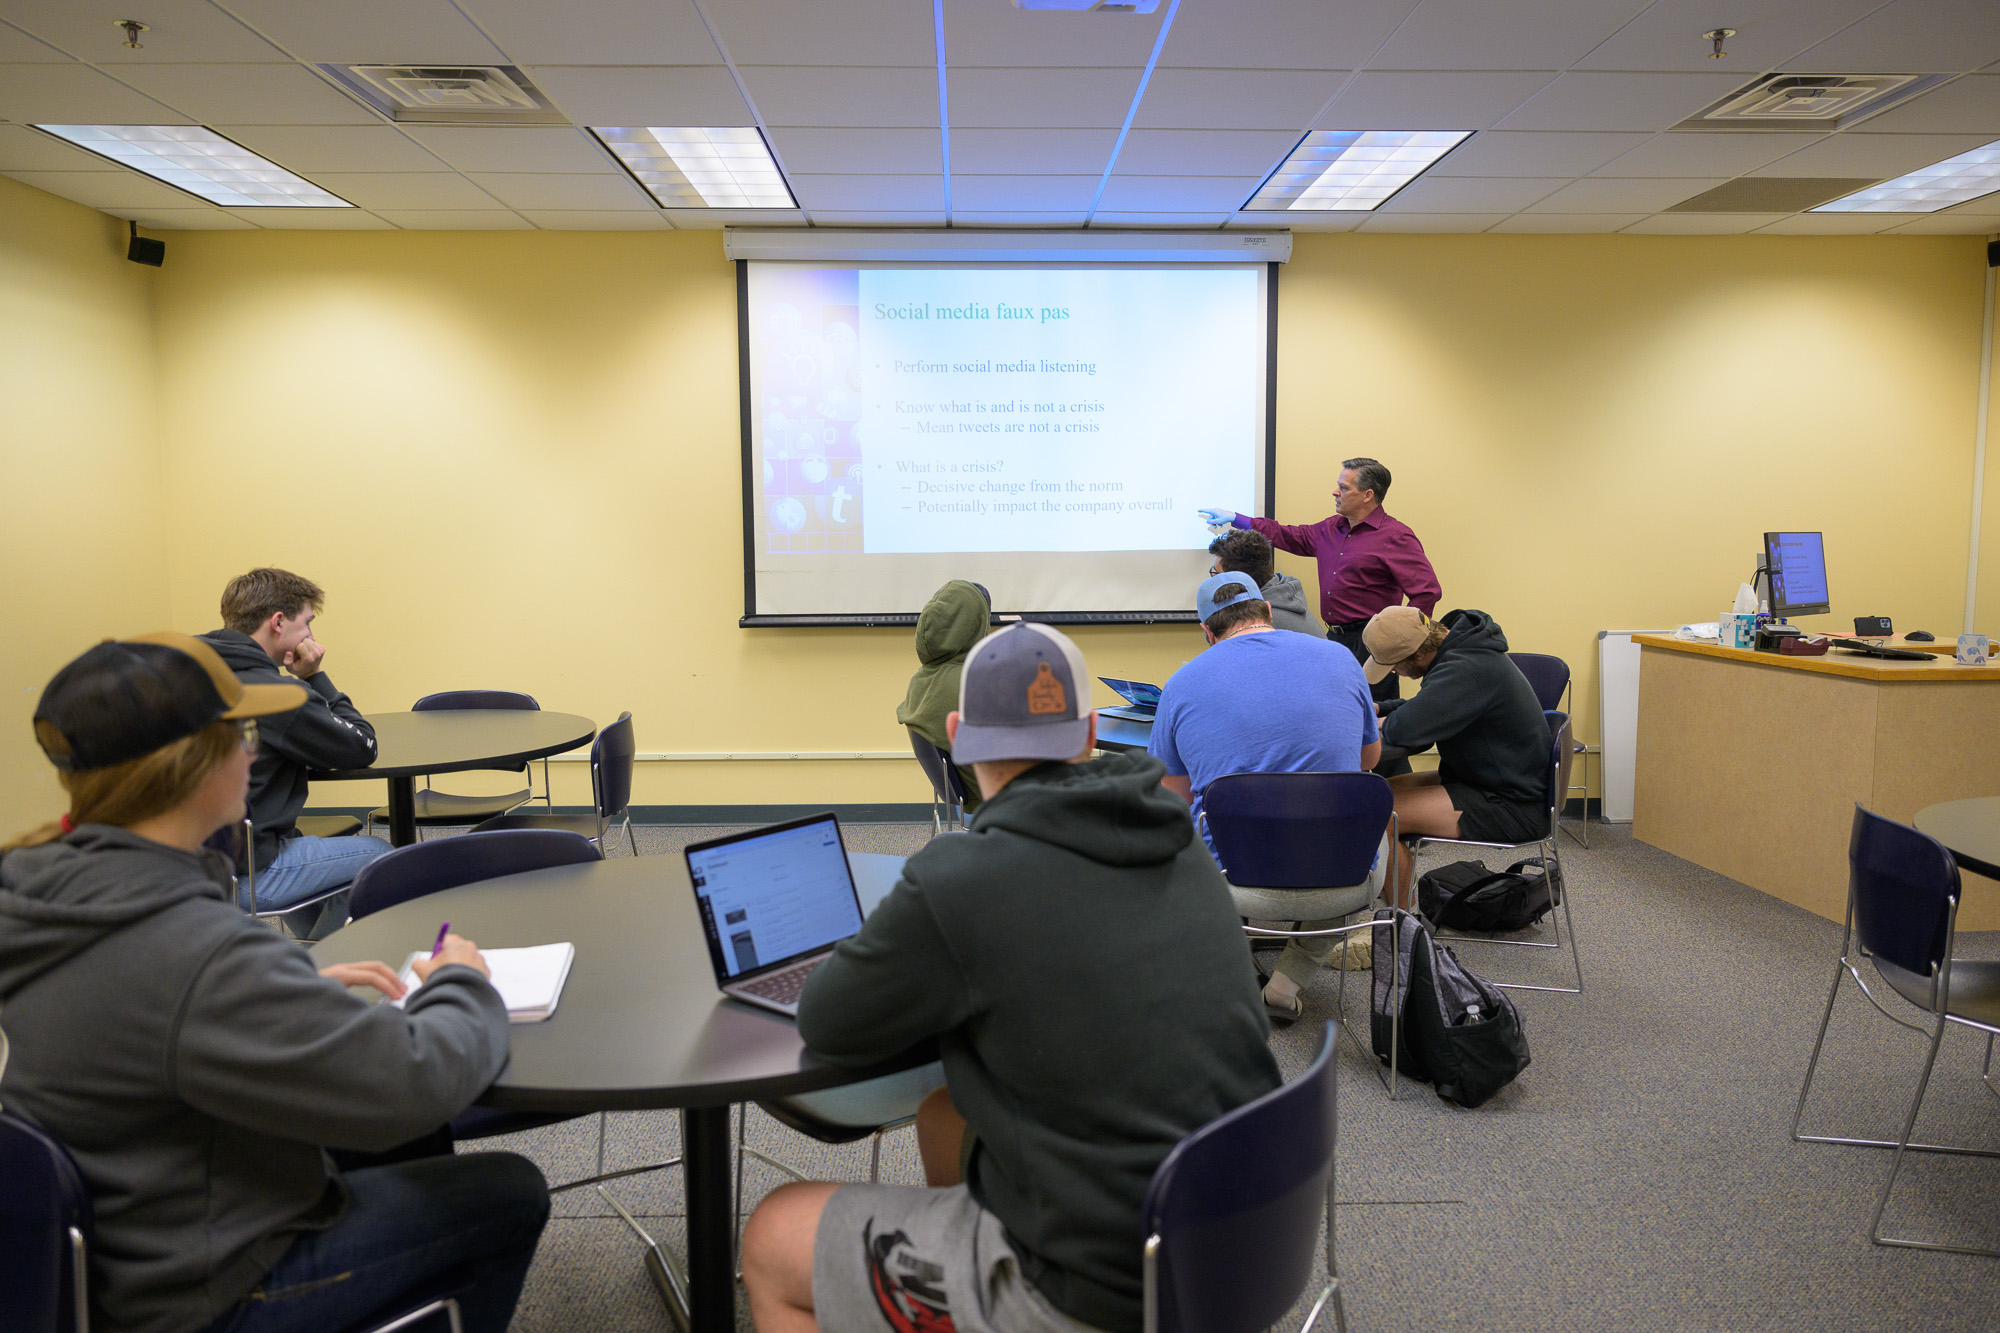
[204,1152,550,1333]
[256,833,394,912]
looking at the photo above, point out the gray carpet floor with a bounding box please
[452,819,2000,1331]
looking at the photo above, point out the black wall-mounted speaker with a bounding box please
[127,225,164,267]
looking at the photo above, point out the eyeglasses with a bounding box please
[236,718,260,754]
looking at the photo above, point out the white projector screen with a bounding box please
[739,260,1275,625]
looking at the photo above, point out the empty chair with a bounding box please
[365,691,547,835]
[474,712,636,855]
[908,728,971,835]
[1509,652,1589,847]
[347,828,601,923]
[1790,804,2000,1256]
[1141,1020,1345,1333]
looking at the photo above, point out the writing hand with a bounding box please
[411,934,490,982]
[320,961,406,1000]
[284,635,325,679]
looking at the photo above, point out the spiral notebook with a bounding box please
[395,942,575,1024]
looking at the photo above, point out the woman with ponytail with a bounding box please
[0,634,549,1333]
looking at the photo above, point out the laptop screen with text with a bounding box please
[685,815,864,980]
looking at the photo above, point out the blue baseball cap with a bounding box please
[952,623,1093,765]
[1197,571,1266,623]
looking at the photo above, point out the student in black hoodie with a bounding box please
[198,568,390,930]
[1360,606,1554,903]
[741,623,1280,1333]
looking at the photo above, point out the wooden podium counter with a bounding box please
[1631,634,2000,929]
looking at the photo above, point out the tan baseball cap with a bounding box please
[1360,607,1433,683]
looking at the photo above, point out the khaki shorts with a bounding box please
[813,1183,1108,1333]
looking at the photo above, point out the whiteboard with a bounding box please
[1597,630,1668,823]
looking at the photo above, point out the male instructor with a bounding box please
[1201,456,1440,703]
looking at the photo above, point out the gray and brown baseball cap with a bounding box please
[952,622,1093,765]
[1360,606,1434,683]
[33,632,306,772]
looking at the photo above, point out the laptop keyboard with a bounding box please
[738,956,826,1006]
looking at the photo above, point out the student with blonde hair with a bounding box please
[0,633,548,1333]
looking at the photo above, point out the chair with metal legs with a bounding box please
[365,691,550,836]
[207,817,351,936]
[908,729,971,836]
[1789,804,2000,1256]
[1508,652,1590,847]
[1141,1020,1346,1333]
[1404,710,1582,995]
[475,712,637,856]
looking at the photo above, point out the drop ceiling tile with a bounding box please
[1314,71,1555,132]
[951,175,1100,211]
[1098,175,1262,211]
[401,126,611,173]
[1090,212,1232,226]
[3,0,291,63]
[950,68,1141,129]
[5,168,205,207]
[459,0,719,65]
[0,123,124,171]
[788,174,944,210]
[1231,212,1361,231]
[744,67,939,128]
[1748,133,1997,178]
[212,125,448,172]
[1593,132,1824,178]
[1371,0,1653,71]
[1114,129,1302,177]
[941,0,1164,68]
[217,0,506,65]
[1883,210,2000,233]
[0,21,69,61]
[113,64,379,125]
[105,206,258,229]
[700,0,936,66]
[1528,177,1730,213]
[225,207,394,228]
[949,128,1114,175]
[1135,69,1348,131]
[524,65,750,125]
[373,209,534,228]
[662,207,805,227]
[1355,211,1509,232]
[1486,213,1647,233]
[1576,0,1882,72]
[951,212,1092,227]
[803,211,947,225]
[766,127,942,175]
[1159,0,1417,71]
[1429,131,1650,178]
[0,62,189,123]
[516,209,672,229]
[1852,76,2000,135]
[1376,176,1566,213]
[1785,0,2000,75]
[466,171,654,209]
[1496,73,1750,133]
[1621,213,1788,233]
[1753,213,1909,234]
[307,172,499,209]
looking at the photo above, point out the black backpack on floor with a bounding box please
[1418,857,1559,933]
[1370,908,1531,1109]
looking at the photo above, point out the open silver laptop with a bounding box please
[1097,676,1162,721]
[683,812,865,1017]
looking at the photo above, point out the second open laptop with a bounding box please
[682,812,865,1017]
[1097,676,1162,721]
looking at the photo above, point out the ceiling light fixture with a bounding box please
[33,125,351,207]
[593,127,796,209]
[1812,138,2000,212]
[1243,130,1472,212]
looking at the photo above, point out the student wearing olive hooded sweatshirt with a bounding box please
[895,578,992,811]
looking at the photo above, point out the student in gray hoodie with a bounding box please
[0,633,548,1333]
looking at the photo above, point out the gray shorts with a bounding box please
[813,1183,1108,1333]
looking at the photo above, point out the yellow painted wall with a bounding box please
[123,227,1997,808]
[0,177,169,826]
[1978,259,2000,637]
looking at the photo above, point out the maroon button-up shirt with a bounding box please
[1238,507,1441,626]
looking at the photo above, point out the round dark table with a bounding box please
[1093,713,1152,755]
[309,711,595,846]
[1915,797,2000,881]
[312,850,917,1333]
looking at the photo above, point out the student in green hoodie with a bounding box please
[744,623,1280,1333]
[895,579,992,811]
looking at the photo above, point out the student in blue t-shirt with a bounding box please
[1150,572,1385,1019]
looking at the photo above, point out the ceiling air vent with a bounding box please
[319,64,567,125]
[1674,73,1954,133]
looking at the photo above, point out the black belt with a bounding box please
[1327,620,1371,635]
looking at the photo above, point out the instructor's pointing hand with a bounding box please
[1197,508,1236,531]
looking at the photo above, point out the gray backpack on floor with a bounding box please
[1370,908,1531,1109]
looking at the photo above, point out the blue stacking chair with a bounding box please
[475,712,638,856]
[365,690,551,836]
[908,729,972,836]
[1790,805,2000,1256]
[1508,652,1590,846]
[1141,1021,1346,1333]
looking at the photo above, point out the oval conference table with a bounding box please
[313,849,921,1333]
[1914,796,2000,883]
[309,710,596,846]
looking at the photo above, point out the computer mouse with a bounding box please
[1906,630,1935,642]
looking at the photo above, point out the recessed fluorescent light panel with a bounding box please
[1245,130,1472,212]
[34,125,350,207]
[1812,139,2000,213]
[593,127,796,209]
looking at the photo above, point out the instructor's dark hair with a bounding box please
[1206,529,1274,587]
[1342,457,1391,505]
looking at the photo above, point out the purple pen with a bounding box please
[429,921,450,958]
